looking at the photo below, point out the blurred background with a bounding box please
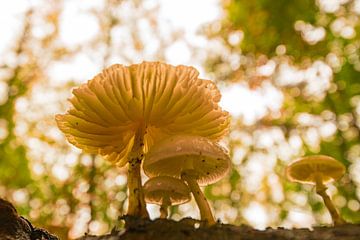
[0,0,360,239]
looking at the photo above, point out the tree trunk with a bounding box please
[81,216,360,240]
[2,198,360,240]
[0,199,58,240]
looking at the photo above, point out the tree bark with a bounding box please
[2,198,360,240]
[81,216,360,240]
[0,199,58,240]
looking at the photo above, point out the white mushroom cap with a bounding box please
[143,135,231,186]
[143,176,191,205]
[286,155,346,185]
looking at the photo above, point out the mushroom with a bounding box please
[143,176,191,219]
[143,135,231,225]
[55,62,229,218]
[286,155,346,225]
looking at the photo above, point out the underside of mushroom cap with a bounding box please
[143,135,231,186]
[143,176,191,205]
[56,62,230,167]
[286,155,346,184]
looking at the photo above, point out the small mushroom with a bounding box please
[143,135,231,225]
[143,176,191,219]
[286,155,346,225]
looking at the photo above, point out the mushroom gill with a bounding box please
[55,62,230,218]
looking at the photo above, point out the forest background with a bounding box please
[0,0,359,239]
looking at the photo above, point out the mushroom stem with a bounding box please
[160,196,170,219]
[181,171,216,226]
[127,127,149,218]
[315,173,344,225]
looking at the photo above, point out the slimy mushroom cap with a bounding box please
[143,135,231,186]
[286,155,345,185]
[143,176,191,205]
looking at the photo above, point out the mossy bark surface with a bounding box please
[80,216,360,240]
[2,198,360,240]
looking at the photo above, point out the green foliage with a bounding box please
[206,0,360,225]
[225,0,319,57]
[0,71,33,187]
[0,144,32,188]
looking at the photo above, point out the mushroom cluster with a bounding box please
[56,61,350,228]
[286,155,346,225]
[144,135,231,225]
[56,62,230,218]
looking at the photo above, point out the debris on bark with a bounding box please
[2,198,360,240]
[80,215,360,240]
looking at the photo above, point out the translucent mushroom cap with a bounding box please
[143,176,191,205]
[55,62,230,167]
[286,155,346,185]
[143,135,231,186]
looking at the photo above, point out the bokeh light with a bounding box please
[0,0,360,239]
